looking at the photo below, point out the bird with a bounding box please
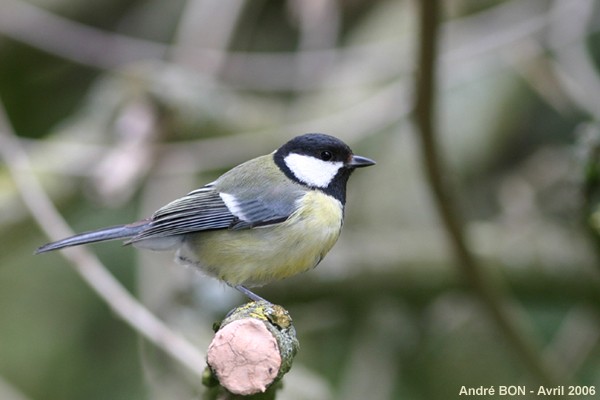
[36,133,375,302]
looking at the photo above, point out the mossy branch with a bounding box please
[203,301,299,399]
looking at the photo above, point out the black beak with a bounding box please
[347,154,376,168]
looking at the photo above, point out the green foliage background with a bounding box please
[0,0,599,399]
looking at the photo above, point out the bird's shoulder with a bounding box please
[212,154,308,228]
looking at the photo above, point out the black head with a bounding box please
[274,133,375,203]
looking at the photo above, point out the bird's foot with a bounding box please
[234,285,271,304]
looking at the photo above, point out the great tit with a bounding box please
[36,133,375,301]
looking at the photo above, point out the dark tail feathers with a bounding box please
[35,222,148,254]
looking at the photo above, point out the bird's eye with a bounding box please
[320,151,333,161]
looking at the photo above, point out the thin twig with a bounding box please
[1,0,584,91]
[546,0,600,118]
[0,0,168,69]
[169,0,245,75]
[0,97,206,377]
[0,375,32,400]
[412,0,563,387]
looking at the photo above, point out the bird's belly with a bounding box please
[176,191,344,286]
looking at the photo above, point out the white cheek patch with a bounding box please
[220,192,249,221]
[284,153,343,188]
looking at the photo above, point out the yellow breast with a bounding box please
[177,190,344,286]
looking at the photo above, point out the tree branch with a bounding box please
[204,301,299,399]
[412,0,563,388]
[0,97,206,377]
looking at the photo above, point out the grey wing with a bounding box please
[220,192,294,230]
[129,187,235,243]
[128,184,298,243]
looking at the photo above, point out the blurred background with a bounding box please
[1,0,600,399]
